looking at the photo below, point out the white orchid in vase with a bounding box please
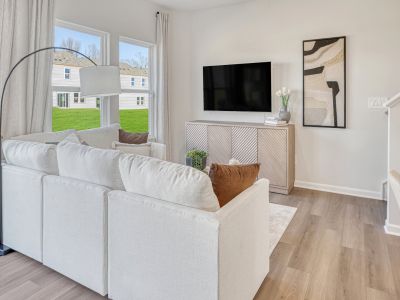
[275,87,292,122]
[275,87,291,110]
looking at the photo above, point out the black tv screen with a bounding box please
[203,62,271,112]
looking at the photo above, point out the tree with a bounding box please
[134,52,148,69]
[61,38,81,55]
[121,52,148,69]
[85,44,100,62]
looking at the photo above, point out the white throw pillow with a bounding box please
[119,154,220,212]
[3,140,58,175]
[77,123,119,149]
[63,133,89,145]
[56,141,124,190]
[112,141,151,157]
[11,129,76,144]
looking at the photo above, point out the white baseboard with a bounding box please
[294,180,382,200]
[384,220,400,236]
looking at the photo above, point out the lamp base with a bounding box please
[0,244,12,256]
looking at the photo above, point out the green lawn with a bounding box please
[52,108,149,132]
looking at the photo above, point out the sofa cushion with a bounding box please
[63,133,89,145]
[119,129,148,144]
[56,141,124,190]
[112,142,151,157]
[112,142,167,160]
[11,129,76,144]
[119,154,220,212]
[77,124,119,149]
[209,163,260,207]
[3,140,58,175]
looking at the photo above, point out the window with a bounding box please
[119,38,153,133]
[52,21,107,131]
[64,68,71,80]
[57,93,69,108]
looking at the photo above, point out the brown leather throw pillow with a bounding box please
[209,163,260,207]
[119,129,149,144]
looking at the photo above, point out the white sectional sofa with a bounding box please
[1,124,270,299]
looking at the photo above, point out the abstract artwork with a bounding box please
[303,36,346,128]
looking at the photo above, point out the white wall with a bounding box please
[55,0,165,124]
[170,0,400,197]
[169,11,193,163]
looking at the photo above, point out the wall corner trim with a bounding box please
[294,180,383,200]
[384,92,400,108]
[384,220,400,236]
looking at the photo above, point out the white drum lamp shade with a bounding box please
[79,66,121,97]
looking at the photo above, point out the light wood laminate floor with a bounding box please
[0,188,399,300]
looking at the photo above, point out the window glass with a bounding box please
[52,25,102,131]
[64,68,71,79]
[119,41,150,133]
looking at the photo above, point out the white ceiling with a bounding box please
[148,0,252,11]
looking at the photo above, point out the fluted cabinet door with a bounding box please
[208,126,232,164]
[258,128,287,187]
[186,124,208,152]
[232,127,258,164]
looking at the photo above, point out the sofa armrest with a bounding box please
[108,179,269,300]
[2,164,46,261]
[43,175,110,295]
[216,179,270,300]
[150,142,166,160]
[108,191,219,300]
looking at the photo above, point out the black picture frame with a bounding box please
[303,36,346,128]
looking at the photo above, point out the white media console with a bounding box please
[185,120,295,194]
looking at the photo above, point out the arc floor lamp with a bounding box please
[0,46,121,256]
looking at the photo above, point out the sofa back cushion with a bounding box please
[112,142,167,161]
[3,140,58,174]
[119,154,220,212]
[112,142,151,157]
[63,133,89,145]
[56,141,124,190]
[11,129,76,144]
[77,124,119,149]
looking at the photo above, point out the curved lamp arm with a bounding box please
[0,46,97,125]
[0,46,97,255]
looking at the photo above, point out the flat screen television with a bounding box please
[203,62,272,112]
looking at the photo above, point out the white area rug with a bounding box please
[269,203,297,254]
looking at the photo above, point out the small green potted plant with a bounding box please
[186,149,207,170]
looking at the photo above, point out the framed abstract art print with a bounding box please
[303,36,346,128]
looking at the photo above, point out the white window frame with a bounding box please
[52,19,110,128]
[64,67,71,80]
[131,77,135,87]
[119,36,155,134]
[73,92,79,103]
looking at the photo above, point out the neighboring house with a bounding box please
[52,51,149,109]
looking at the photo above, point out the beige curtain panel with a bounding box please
[155,12,171,159]
[0,0,55,138]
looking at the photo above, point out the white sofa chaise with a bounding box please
[2,127,270,299]
[107,154,270,300]
[108,180,269,300]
